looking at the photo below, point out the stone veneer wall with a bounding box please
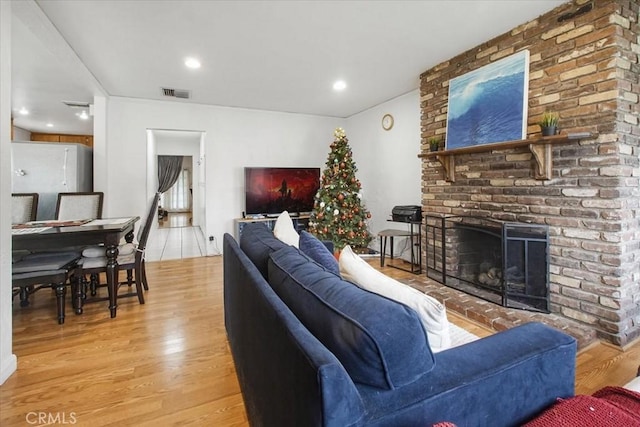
[420,0,639,346]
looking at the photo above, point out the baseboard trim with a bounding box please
[0,353,17,385]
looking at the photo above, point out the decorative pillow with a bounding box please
[299,231,340,276]
[268,245,434,390]
[273,211,299,247]
[339,245,451,352]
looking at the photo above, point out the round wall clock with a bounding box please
[382,113,394,131]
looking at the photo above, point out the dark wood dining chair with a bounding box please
[11,252,80,324]
[11,193,38,224]
[79,193,160,306]
[55,192,104,220]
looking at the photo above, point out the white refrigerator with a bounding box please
[11,142,93,220]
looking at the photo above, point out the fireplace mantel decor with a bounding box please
[425,215,550,313]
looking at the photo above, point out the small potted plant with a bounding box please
[539,111,559,136]
[429,137,441,152]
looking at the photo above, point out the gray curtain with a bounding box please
[158,155,184,193]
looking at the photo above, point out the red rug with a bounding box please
[432,387,640,427]
[523,386,640,427]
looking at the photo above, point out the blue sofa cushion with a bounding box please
[268,245,435,390]
[299,230,340,276]
[240,222,288,278]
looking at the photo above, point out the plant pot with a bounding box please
[541,126,557,137]
[430,145,439,152]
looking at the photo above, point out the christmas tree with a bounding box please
[308,128,372,250]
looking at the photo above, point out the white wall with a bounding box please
[345,90,422,258]
[102,96,344,255]
[1,0,17,385]
[100,92,421,257]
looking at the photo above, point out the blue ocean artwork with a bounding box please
[446,50,529,149]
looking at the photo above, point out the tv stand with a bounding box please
[235,214,311,239]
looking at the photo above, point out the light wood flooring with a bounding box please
[1,256,639,426]
[158,212,192,229]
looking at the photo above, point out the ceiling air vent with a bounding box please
[161,87,191,99]
[62,100,91,109]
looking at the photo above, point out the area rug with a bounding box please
[449,322,479,348]
[523,386,640,426]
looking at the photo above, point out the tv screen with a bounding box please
[244,167,320,216]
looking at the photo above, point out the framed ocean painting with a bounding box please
[445,50,529,150]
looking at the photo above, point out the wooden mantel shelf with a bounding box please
[418,132,597,182]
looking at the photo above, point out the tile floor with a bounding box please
[146,224,206,261]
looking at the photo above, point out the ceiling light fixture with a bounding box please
[185,57,201,69]
[76,110,89,120]
[19,107,29,115]
[333,80,347,91]
[46,123,54,127]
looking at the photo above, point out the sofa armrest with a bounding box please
[358,322,576,426]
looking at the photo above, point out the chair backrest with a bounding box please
[12,193,39,224]
[137,193,161,252]
[55,192,104,220]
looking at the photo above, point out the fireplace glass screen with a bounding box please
[425,215,549,312]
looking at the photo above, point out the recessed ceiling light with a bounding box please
[185,57,201,69]
[76,110,89,120]
[46,123,54,127]
[19,107,29,115]
[333,80,347,91]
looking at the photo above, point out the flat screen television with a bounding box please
[244,167,320,216]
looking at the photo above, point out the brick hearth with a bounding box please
[402,271,597,350]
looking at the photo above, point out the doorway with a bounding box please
[146,129,207,261]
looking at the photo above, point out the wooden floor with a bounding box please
[1,256,639,426]
[158,212,192,229]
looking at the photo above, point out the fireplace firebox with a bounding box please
[425,215,549,312]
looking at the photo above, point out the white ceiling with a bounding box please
[11,0,567,135]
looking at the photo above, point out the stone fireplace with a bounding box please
[419,0,640,346]
[425,215,550,313]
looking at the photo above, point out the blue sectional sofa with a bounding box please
[223,223,577,427]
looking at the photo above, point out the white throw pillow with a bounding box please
[339,245,451,352]
[273,211,299,248]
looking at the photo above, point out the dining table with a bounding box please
[12,216,140,318]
